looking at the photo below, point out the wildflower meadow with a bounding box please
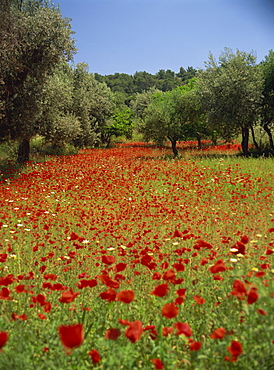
[0,142,273,369]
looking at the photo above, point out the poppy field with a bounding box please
[0,142,273,369]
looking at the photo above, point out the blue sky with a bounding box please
[56,0,274,75]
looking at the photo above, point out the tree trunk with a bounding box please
[241,125,250,156]
[263,123,274,150]
[170,138,178,157]
[250,125,260,151]
[17,138,30,163]
[196,132,202,150]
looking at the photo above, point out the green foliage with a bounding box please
[0,0,76,162]
[140,80,206,155]
[102,108,134,146]
[197,48,264,153]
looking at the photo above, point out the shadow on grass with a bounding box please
[0,153,49,184]
[0,160,25,183]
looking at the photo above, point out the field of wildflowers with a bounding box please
[0,142,273,369]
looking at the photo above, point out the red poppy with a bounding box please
[102,255,116,265]
[125,320,143,343]
[162,327,173,337]
[240,235,249,244]
[105,328,121,340]
[210,327,226,339]
[14,285,26,293]
[176,288,186,298]
[227,340,243,358]
[98,274,120,289]
[38,313,47,320]
[209,259,227,274]
[59,289,79,303]
[174,322,192,337]
[43,301,52,313]
[118,319,130,326]
[162,303,179,319]
[231,241,246,255]
[174,297,184,305]
[173,229,183,238]
[230,279,247,299]
[89,349,101,364]
[100,288,116,302]
[151,283,169,297]
[0,275,14,286]
[115,263,127,272]
[189,341,202,351]
[213,274,224,281]
[162,269,176,281]
[69,232,80,241]
[152,272,162,280]
[0,254,7,263]
[43,274,58,281]
[0,332,8,350]
[11,313,28,321]
[116,290,134,303]
[77,279,97,289]
[257,309,267,315]
[58,324,84,350]
[36,294,47,306]
[193,295,206,305]
[247,287,259,304]
[194,239,213,250]
[0,287,11,300]
[151,358,165,369]
[200,257,208,266]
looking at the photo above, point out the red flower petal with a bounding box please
[189,341,202,351]
[116,290,134,303]
[105,328,121,340]
[193,295,206,305]
[0,332,8,349]
[174,322,192,337]
[210,327,226,339]
[151,358,165,369]
[209,259,227,274]
[230,279,247,299]
[89,349,101,364]
[59,289,79,303]
[102,255,116,265]
[162,303,179,319]
[247,287,259,304]
[125,320,143,343]
[162,327,173,337]
[58,324,84,350]
[151,283,169,297]
[227,340,243,357]
[100,288,116,302]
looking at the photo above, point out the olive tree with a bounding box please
[197,48,264,156]
[260,50,274,151]
[0,0,76,162]
[72,63,115,147]
[141,81,204,156]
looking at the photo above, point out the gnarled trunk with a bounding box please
[168,136,178,157]
[263,123,274,150]
[250,125,260,151]
[241,125,250,156]
[17,138,30,163]
[196,132,202,150]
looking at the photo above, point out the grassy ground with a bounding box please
[0,142,273,369]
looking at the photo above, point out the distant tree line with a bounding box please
[94,67,197,95]
[0,0,273,161]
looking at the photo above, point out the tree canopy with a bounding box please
[196,48,264,155]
